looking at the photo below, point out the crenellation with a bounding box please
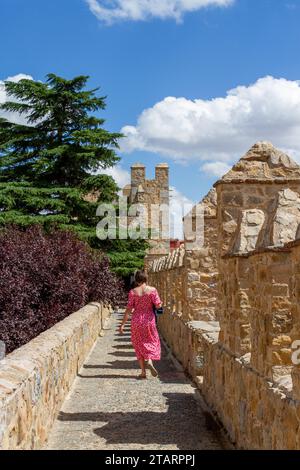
[148,142,300,449]
[131,163,146,189]
[7,142,300,450]
[124,163,171,267]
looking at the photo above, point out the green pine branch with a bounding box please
[0,73,148,277]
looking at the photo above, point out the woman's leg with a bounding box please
[145,358,158,377]
[138,358,146,377]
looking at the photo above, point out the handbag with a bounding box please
[153,305,164,316]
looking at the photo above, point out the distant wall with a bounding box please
[126,163,170,260]
[148,188,219,380]
[150,241,300,449]
[0,303,112,450]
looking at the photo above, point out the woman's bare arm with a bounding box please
[119,307,132,334]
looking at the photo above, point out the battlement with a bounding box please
[147,142,300,449]
[123,163,170,259]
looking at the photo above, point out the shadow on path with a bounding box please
[57,392,223,450]
[46,311,228,450]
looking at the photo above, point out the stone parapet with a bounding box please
[0,303,112,450]
[148,189,218,323]
[148,141,300,448]
[151,224,300,448]
[157,306,300,449]
[201,336,300,449]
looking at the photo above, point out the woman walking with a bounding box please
[119,270,162,379]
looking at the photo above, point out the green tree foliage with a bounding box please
[0,74,148,276]
[0,74,120,184]
[105,239,148,277]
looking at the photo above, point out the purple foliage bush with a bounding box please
[0,225,126,353]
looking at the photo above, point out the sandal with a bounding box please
[145,360,158,377]
[137,374,147,380]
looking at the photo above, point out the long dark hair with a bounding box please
[134,270,148,286]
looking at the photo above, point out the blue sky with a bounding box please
[1,0,300,217]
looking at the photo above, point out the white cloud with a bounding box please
[100,164,131,189]
[200,161,231,177]
[3,73,33,84]
[0,74,33,125]
[170,185,195,239]
[86,0,234,24]
[121,76,300,168]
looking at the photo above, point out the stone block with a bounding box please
[0,302,108,450]
[187,271,200,283]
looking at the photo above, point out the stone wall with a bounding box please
[148,142,300,449]
[148,186,219,375]
[124,162,170,265]
[0,303,112,450]
[183,188,218,322]
[148,230,219,380]
[203,242,300,449]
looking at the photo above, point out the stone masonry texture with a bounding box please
[46,312,228,450]
[148,142,300,449]
[124,162,170,267]
[4,142,300,450]
[0,303,111,450]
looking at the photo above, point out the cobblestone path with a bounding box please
[46,312,228,450]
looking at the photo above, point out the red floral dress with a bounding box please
[127,288,161,361]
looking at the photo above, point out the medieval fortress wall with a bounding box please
[0,304,112,449]
[148,142,300,449]
[123,162,170,267]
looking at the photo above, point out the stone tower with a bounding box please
[123,163,170,267]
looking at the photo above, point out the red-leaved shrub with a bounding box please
[0,225,126,353]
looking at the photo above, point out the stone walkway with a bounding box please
[46,312,228,450]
